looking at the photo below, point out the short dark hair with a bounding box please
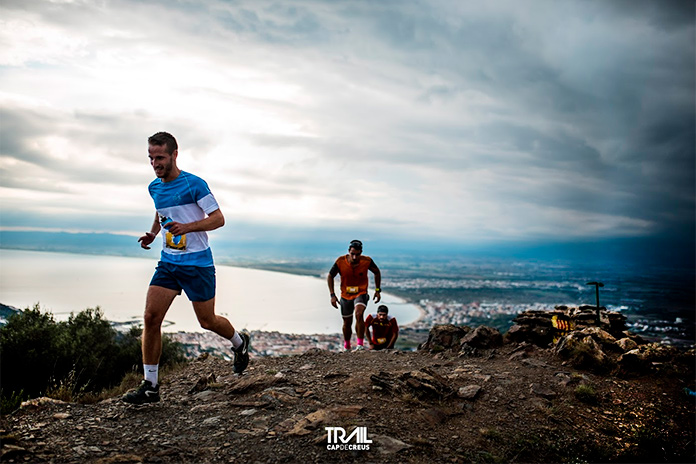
[377,305,388,314]
[349,239,363,251]
[148,132,178,155]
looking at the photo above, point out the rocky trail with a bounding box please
[3,338,694,463]
[3,306,695,463]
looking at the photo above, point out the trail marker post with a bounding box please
[586,281,604,325]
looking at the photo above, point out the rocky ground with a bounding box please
[2,337,694,464]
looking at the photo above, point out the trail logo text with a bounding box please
[325,426,372,451]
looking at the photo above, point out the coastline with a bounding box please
[0,248,424,334]
[216,260,426,328]
[2,247,693,345]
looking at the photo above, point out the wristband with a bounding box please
[375,288,381,292]
[330,293,336,297]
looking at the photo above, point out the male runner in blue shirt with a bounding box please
[123,132,250,404]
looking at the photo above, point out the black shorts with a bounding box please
[340,293,369,318]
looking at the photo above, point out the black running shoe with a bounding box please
[122,380,160,405]
[233,332,250,374]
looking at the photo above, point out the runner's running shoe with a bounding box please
[122,380,160,405]
[233,332,250,374]
[353,345,365,351]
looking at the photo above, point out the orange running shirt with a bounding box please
[330,255,373,300]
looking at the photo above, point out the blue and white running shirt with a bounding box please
[148,171,219,267]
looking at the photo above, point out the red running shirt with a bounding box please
[365,313,398,346]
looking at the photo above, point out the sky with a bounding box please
[1,0,694,255]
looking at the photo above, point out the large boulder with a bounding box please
[581,327,622,354]
[370,368,453,400]
[419,324,471,352]
[461,325,503,349]
[617,337,639,352]
[618,343,681,374]
[554,331,614,372]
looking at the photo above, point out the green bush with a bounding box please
[0,389,26,414]
[0,305,63,399]
[0,304,186,411]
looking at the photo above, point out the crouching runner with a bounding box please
[365,305,398,350]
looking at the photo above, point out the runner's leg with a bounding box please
[193,297,236,339]
[342,314,353,345]
[355,303,367,342]
[143,285,179,365]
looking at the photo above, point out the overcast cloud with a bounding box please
[0,0,693,246]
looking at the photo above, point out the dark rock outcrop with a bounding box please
[371,367,453,400]
[509,306,629,347]
[554,331,615,373]
[461,326,503,349]
[618,343,681,374]
[419,324,471,352]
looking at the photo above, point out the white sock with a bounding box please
[230,331,243,349]
[144,364,159,387]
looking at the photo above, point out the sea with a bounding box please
[1,249,693,344]
[382,255,695,345]
[0,249,420,334]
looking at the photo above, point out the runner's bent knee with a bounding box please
[143,285,177,328]
[198,317,216,331]
[143,309,166,328]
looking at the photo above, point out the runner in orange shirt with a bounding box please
[327,240,381,350]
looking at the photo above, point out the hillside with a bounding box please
[2,334,694,463]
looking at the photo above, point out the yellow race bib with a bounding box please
[346,286,359,294]
[165,232,187,250]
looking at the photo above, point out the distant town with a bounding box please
[2,252,692,356]
[167,299,564,358]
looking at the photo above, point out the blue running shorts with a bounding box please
[149,261,216,302]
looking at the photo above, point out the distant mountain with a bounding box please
[1,229,693,268]
[0,303,21,325]
[0,231,150,259]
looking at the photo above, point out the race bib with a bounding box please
[165,232,187,250]
[376,337,387,345]
[346,286,359,294]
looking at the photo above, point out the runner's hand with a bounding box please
[165,221,188,236]
[138,232,156,250]
[373,291,381,303]
[330,294,339,309]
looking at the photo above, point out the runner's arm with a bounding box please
[165,208,225,236]
[369,260,382,303]
[138,212,161,249]
[387,319,399,349]
[365,317,375,349]
[327,264,339,308]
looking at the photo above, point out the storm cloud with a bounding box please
[0,0,693,245]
